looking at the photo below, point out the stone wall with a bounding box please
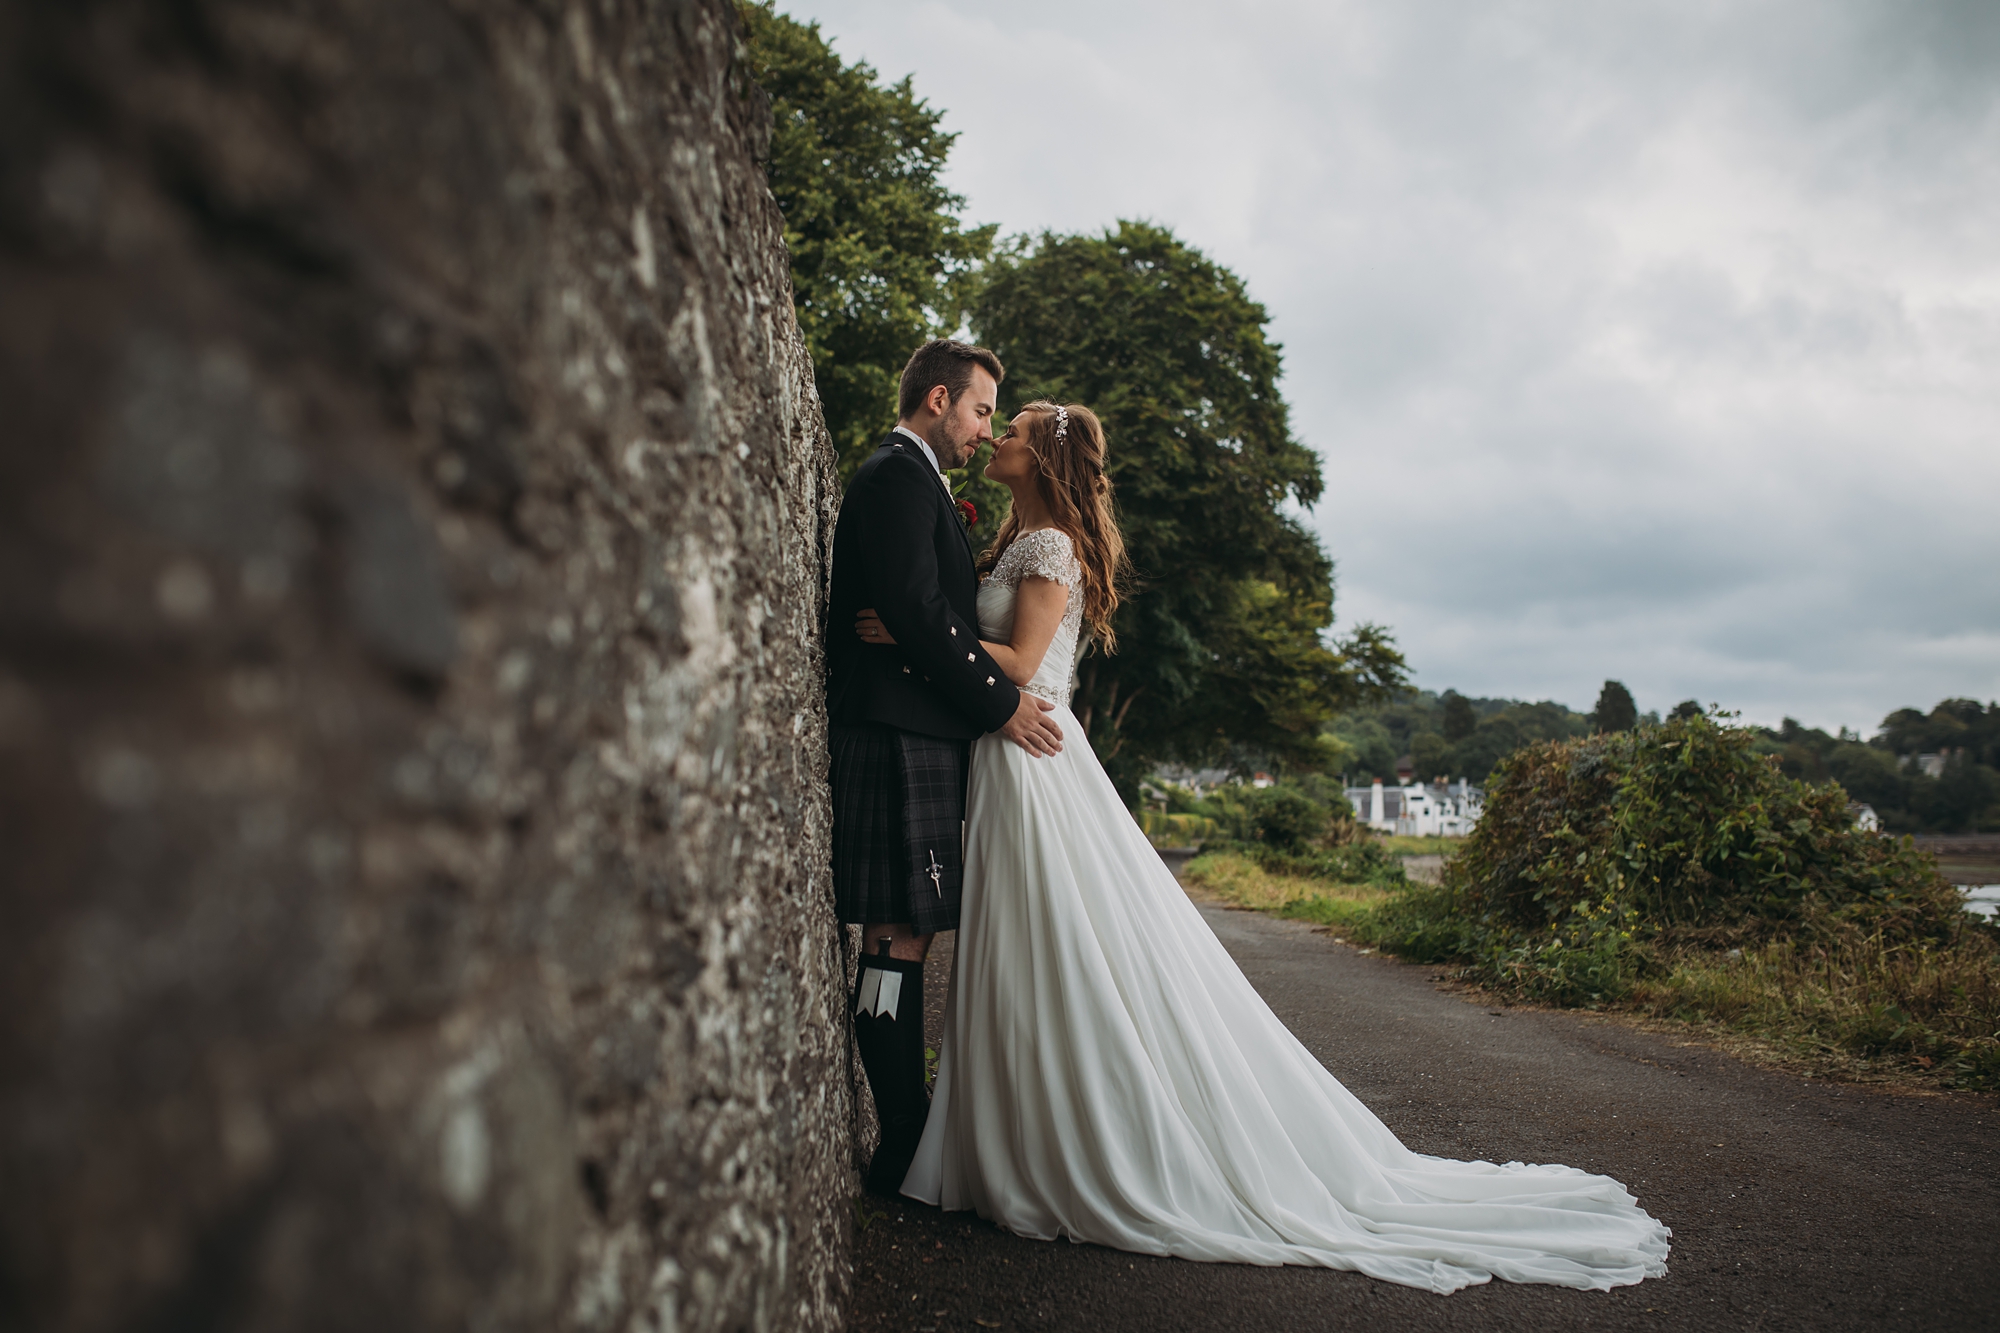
[0,1,854,1329]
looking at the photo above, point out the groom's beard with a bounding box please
[929,419,976,470]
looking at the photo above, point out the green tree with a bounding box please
[1876,699,1999,769]
[1244,786,1332,850]
[1331,690,1589,784]
[1915,754,2000,833]
[1442,690,1477,742]
[1827,741,1907,814]
[970,221,1405,794]
[1450,716,1521,782]
[1333,714,1399,781]
[1591,680,1638,734]
[738,4,994,477]
[1411,730,1454,783]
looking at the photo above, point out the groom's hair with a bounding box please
[897,339,1005,420]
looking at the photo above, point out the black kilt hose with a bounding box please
[830,724,970,935]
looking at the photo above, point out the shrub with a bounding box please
[1406,713,1966,1003]
[1199,712,2000,1087]
[1167,774,1355,850]
[1245,839,1406,889]
[1137,810,1219,847]
[1244,786,1330,849]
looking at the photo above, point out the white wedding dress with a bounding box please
[901,528,1671,1294]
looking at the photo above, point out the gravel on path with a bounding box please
[846,887,2000,1332]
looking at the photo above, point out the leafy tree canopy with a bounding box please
[1591,679,1638,734]
[1753,699,2000,833]
[738,3,993,476]
[1874,698,2000,767]
[1335,689,1590,786]
[1442,691,1477,742]
[969,221,1405,794]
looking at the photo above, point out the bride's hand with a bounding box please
[855,609,897,645]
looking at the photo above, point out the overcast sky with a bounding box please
[791,0,1999,733]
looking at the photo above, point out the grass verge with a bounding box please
[1184,852,1390,933]
[1376,834,1463,858]
[1620,929,2000,1088]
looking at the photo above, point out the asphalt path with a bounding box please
[846,882,2000,1332]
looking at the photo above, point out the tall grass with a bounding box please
[1624,923,2000,1086]
[1138,810,1219,848]
[1185,852,1391,932]
[1377,834,1462,858]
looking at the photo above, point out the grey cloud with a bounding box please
[801,0,2000,730]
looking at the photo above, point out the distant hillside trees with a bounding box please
[1333,690,1593,785]
[1758,699,2000,834]
[1345,690,1998,832]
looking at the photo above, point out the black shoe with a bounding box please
[864,1129,922,1197]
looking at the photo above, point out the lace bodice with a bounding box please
[977,528,1085,707]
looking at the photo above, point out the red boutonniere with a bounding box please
[955,498,978,528]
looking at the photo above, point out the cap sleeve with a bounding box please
[1008,528,1082,589]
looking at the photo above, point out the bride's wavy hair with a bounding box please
[976,400,1130,653]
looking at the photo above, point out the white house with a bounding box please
[1151,764,1236,798]
[1346,777,1483,837]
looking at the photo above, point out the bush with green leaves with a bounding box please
[1246,840,1408,891]
[1175,776,1400,887]
[1371,713,1966,1003]
[1243,786,1330,850]
[1177,776,1340,845]
[1136,810,1219,847]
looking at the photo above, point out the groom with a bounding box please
[826,338,1063,1194]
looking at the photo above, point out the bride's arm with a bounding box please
[855,575,1069,687]
[979,576,1069,686]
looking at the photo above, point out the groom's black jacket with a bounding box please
[827,433,1020,739]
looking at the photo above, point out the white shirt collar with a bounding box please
[892,425,947,484]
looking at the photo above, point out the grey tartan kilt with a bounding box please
[829,724,970,935]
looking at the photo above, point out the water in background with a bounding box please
[1961,886,2000,920]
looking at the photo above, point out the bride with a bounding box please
[857,401,1670,1294]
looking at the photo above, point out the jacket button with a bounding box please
[966,653,975,662]
[950,627,957,636]
[986,676,995,686]
[902,667,911,674]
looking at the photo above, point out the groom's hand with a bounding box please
[1000,693,1063,757]
[854,609,896,644]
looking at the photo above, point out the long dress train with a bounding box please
[901,528,1670,1294]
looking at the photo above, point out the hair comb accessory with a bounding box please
[1053,404,1069,443]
